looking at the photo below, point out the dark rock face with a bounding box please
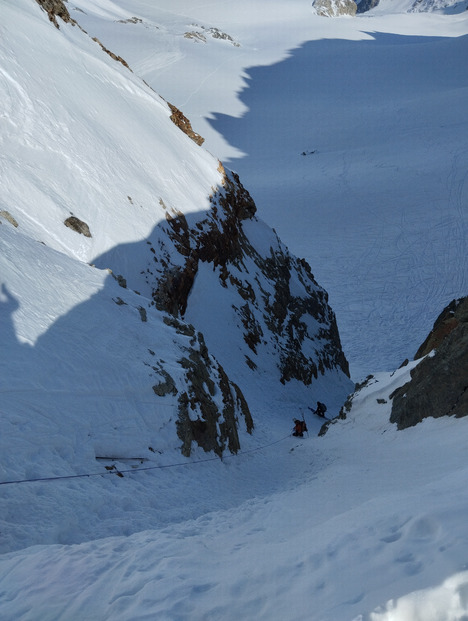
[150,166,349,385]
[356,0,380,13]
[145,316,253,457]
[151,166,257,317]
[261,248,349,383]
[414,297,468,359]
[91,37,131,70]
[170,322,253,457]
[116,163,350,457]
[390,297,468,429]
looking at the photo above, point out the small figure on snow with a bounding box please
[315,401,327,417]
[308,402,328,418]
[293,419,308,437]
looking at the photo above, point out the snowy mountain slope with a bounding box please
[0,0,351,550]
[2,192,340,552]
[1,0,220,263]
[92,165,351,409]
[0,219,255,550]
[1,359,468,620]
[1,0,352,402]
[1,1,468,620]
[210,27,468,378]
[82,0,468,379]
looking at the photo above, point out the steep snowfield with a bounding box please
[1,0,468,620]
[0,222,255,550]
[2,363,468,620]
[0,0,221,264]
[1,0,350,551]
[84,0,468,379]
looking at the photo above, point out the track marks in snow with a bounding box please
[0,67,35,137]
[445,149,468,289]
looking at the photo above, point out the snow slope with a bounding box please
[1,1,468,620]
[211,27,468,378]
[1,0,351,550]
[78,0,468,379]
[0,0,221,265]
[1,362,468,620]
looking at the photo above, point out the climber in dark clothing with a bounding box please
[308,401,328,418]
[315,401,327,417]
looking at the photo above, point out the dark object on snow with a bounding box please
[293,419,308,437]
[64,216,92,237]
[315,402,327,417]
[308,402,329,419]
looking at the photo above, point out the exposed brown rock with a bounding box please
[168,103,205,146]
[64,216,92,237]
[35,0,132,71]
[0,210,19,228]
[34,0,75,28]
[390,297,468,429]
[91,37,131,70]
[414,297,467,359]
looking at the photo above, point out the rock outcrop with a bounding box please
[390,297,468,429]
[313,0,358,16]
[357,0,466,12]
[64,216,92,238]
[356,0,380,12]
[158,317,253,457]
[168,103,205,146]
[146,166,350,387]
[0,211,19,228]
[413,298,467,359]
[34,0,75,28]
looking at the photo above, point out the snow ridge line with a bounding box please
[0,434,292,486]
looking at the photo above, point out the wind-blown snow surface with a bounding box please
[1,1,468,620]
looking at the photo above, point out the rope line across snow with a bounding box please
[0,434,292,486]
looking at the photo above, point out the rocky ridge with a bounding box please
[132,164,350,390]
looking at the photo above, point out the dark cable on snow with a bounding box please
[0,434,292,486]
